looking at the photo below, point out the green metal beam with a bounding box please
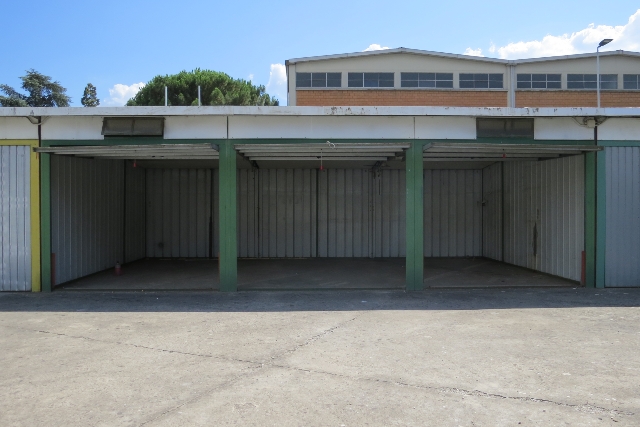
[406,141,425,291]
[42,138,218,147]
[40,153,51,292]
[218,141,237,291]
[584,152,596,288]
[596,149,606,288]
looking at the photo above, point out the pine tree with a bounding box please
[81,83,100,107]
[0,69,71,107]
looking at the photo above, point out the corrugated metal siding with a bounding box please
[51,156,124,285]
[482,163,503,260]
[146,169,213,258]
[605,147,640,287]
[503,156,584,281]
[424,170,482,257]
[124,161,146,263]
[0,146,31,291]
[236,168,403,258]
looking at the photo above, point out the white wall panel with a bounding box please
[51,156,124,285]
[482,163,502,260]
[415,117,476,140]
[503,156,584,281]
[124,161,146,263]
[228,116,414,139]
[164,116,227,139]
[605,147,640,287]
[42,117,104,140]
[598,118,640,141]
[534,118,594,140]
[0,118,37,140]
[424,169,482,257]
[146,169,212,258]
[0,146,31,291]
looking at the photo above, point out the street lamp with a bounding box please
[597,38,613,108]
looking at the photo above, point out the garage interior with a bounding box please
[38,141,597,291]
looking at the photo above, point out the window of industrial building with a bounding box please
[102,118,164,137]
[348,72,394,88]
[516,74,561,89]
[567,74,618,89]
[459,73,503,89]
[400,73,454,88]
[476,118,534,138]
[296,72,342,88]
[623,74,640,90]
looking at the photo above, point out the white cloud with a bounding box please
[266,63,287,105]
[463,47,484,57]
[495,9,640,59]
[363,44,390,52]
[248,74,254,81]
[104,82,145,106]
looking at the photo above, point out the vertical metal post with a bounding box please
[405,141,424,291]
[219,141,237,291]
[596,149,606,288]
[165,86,168,107]
[40,153,52,292]
[596,47,601,108]
[198,86,201,106]
[584,152,596,288]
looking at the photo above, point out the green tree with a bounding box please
[81,83,100,107]
[126,69,279,106]
[0,69,71,107]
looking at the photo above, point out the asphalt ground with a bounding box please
[1,287,639,426]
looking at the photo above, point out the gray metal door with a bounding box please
[0,146,31,291]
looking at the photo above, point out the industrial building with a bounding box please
[1,48,640,292]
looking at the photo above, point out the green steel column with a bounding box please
[219,141,237,291]
[584,152,596,288]
[40,153,52,293]
[595,149,606,288]
[405,141,424,291]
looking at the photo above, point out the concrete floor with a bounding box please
[0,288,638,426]
[57,258,574,291]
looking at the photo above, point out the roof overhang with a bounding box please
[35,144,220,160]
[423,142,602,162]
[236,143,409,162]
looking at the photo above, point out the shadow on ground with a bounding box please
[1,287,638,313]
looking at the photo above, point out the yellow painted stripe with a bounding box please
[1,140,41,291]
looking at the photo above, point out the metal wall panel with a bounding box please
[373,169,406,257]
[51,156,124,285]
[124,161,146,263]
[146,169,212,258]
[0,146,31,291]
[424,169,482,257]
[482,163,503,260]
[605,147,640,287]
[503,156,584,281]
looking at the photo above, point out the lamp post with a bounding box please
[597,38,613,108]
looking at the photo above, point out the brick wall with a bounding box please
[515,91,640,107]
[296,90,508,107]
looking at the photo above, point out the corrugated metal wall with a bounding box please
[0,146,31,291]
[424,170,482,257]
[605,147,640,287]
[146,169,213,258]
[503,156,584,281]
[51,156,124,285]
[372,170,405,257]
[482,163,503,261]
[124,161,146,263]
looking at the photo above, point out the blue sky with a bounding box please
[1,1,638,106]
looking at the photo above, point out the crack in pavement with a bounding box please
[266,362,635,419]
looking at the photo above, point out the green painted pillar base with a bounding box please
[585,152,596,288]
[406,141,424,291]
[219,141,237,291]
[40,153,52,293]
[595,150,606,288]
